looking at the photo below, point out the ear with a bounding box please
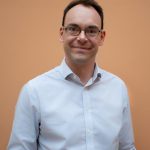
[59,27,64,42]
[98,30,106,46]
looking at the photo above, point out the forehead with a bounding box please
[64,4,101,27]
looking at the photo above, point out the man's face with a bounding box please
[60,4,105,65]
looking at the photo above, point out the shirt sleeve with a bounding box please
[118,84,136,150]
[7,83,40,150]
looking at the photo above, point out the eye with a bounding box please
[85,27,100,37]
[87,27,98,34]
[67,26,79,32]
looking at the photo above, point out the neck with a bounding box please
[65,59,95,85]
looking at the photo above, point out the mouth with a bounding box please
[72,47,91,51]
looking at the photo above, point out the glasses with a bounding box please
[63,25,102,38]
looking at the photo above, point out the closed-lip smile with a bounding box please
[72,46,91,50]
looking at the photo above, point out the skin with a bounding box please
[60,4,106,85]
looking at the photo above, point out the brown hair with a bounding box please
[62,0,104,29]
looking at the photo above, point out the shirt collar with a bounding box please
[60,59,73,79]
[92,64,102,81]
[59,58,102,82]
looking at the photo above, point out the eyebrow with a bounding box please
[65,23,79,27]
[87,25,100,29]
[65,24,100,29]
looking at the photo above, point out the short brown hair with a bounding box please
[62,0,104,29]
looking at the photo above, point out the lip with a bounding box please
[72,47,91,51]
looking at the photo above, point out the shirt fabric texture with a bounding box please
[8,60,136,150]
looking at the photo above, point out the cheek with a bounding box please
[93,38,102,47]
[63,36,76,46]
[63,38,75,52]
[89,39,100,48]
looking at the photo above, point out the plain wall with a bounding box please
[0,0,150,149]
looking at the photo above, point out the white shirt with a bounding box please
[8,60,136,150]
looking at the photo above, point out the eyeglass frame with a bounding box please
[62,24,103,38]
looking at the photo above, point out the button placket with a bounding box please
[82,87,94,150]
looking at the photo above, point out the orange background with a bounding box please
[0,0,150,149]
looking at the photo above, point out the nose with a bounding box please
[77,30,88,42]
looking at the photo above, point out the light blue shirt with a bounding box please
[8,60,136,150]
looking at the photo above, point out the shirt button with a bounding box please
[87,129,92,134]
[89,109,92,113]
[86,108,92,113]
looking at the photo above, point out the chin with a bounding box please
[71,55,91,65]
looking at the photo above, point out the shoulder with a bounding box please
[99,67,128,90]
[98,68,129,106]
[24,65,62,91]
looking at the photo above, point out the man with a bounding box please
[8,0,136,150]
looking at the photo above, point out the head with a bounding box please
[60,0,106,65]
[62,0,104,30]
